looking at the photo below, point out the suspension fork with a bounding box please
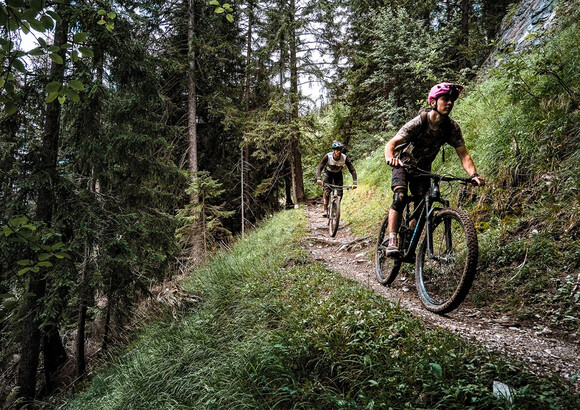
[425,195,436,258]
[444,214,453,254]
[328,188,339,216]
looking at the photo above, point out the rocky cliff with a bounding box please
[496,0,557,52]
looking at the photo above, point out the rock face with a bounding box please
[482,0,557,69]
[497,0,556,52]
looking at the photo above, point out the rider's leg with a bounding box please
[335,171,344,199]
[386,186,406,255]
[322,172,331,217]
[407,174,429,231]
[387,188,406,233]
[386,167,409,255]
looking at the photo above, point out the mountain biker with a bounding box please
[316,141,358,217]
[383,82,485,255]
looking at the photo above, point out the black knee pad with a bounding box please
[390,190,406,213]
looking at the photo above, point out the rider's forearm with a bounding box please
[461,154,477,177]
[346,162,357,184]
[316,159,326,180]
[456,145,478,177]
[384,141,395,162]
[385,134,406,162]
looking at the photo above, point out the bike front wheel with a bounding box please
[329,197,341,237]
[416,207,478,313]
[375,213,401,285]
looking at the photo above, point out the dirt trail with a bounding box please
[304,199,580,385]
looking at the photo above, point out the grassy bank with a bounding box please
[339,2,580,330]
[64,209,578,409]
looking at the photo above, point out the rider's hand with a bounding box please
[352,184,357,190]
[316,179,323,186]
[386,157,402,167]
[471,174,485,187]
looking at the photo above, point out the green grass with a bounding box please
[63,208,579,409]
[447,4,580,326]
[340,148,392,238]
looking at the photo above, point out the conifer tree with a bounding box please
[16,1,70,400]
[178,171,234,256]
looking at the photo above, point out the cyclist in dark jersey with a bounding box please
[384,82,485,255]
[316,141,358,217]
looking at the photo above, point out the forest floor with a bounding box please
[304,198,580,386]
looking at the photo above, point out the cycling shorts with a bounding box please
[391,167,430,199]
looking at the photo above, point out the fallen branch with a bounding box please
[306,236,342,246]
[338,236,372,252]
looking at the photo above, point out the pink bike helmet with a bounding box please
[428,82,464,104]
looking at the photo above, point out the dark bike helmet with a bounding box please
[331,141,344,150]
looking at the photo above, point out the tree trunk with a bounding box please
[75,244,92,377]
[284,160,294,209]
[244,3,253,111]
[241,148,246,236]
[17,3,69,401]
[460,0,471,69]
[242,3,254,236]
[42,325,67,395]
[188,0,199,204]
[279,25,286,89]
[289,136,305,204]
[446,0,452,22]
[202,193,207,253]
[75,297,88,377]
[16,280,46,402]
[289,0,305,203]
[74,36,104,379]
[102,292,112,350]
[102,273,115,351]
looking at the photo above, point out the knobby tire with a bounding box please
[416,207,478,313]
[329,197,341,237]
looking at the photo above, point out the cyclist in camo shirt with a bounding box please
[383,82,485,256]
[316,141,357,217]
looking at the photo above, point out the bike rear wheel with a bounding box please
[416,207,478,313]
[329,197,341,237]
[375,213,402,285]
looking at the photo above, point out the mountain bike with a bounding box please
[324,183,353,237]
[375,165,479,313]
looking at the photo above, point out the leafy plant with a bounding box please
[0,1,117,115]
[209,0,234,23]
[2,216,68,276]
[0,216,69,325]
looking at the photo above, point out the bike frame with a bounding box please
[324,183,353,236]
[376,164,478,313]
[397,168,470,263]
[324,183,352,208]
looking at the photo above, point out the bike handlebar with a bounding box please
[323,183,354,190]
[400,163,477,186]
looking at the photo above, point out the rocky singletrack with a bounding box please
[304,199,580,386]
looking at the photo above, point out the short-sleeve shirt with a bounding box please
[394,114,465,169]
[316,152,357,184]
